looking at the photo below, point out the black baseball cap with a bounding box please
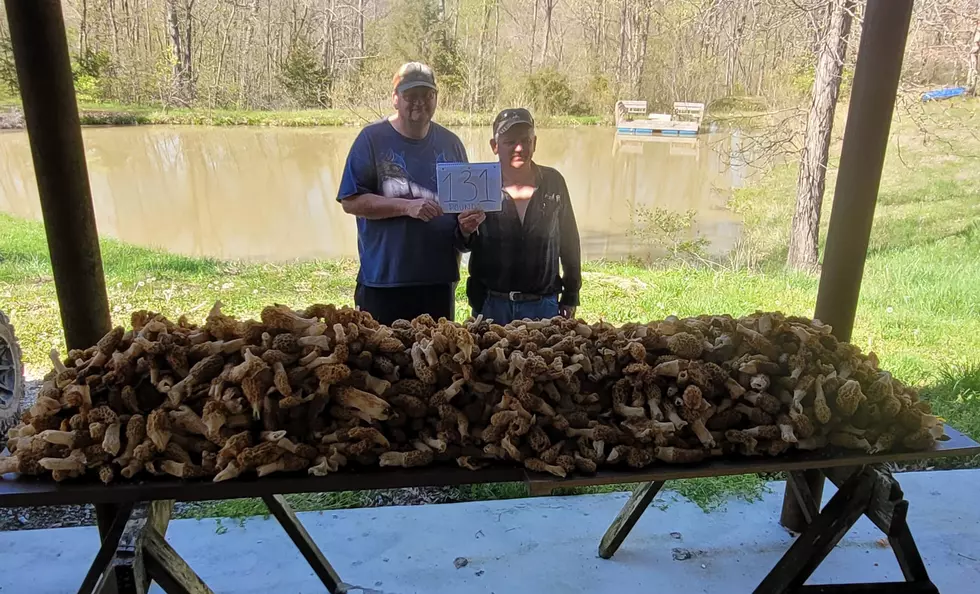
[493,108,535,137]
[393,62,438,94]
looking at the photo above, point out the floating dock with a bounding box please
[615,100,704,136]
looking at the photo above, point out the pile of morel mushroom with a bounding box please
[0,304,945,483]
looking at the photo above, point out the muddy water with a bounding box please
[0,125,751,262]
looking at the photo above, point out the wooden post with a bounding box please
[263,494,346,593]
[143,529,215,594]
[780,0,914,532]
[95,501,175,594]
[757,470,875,594]
[598,481,665,559]
[2,0,119,555]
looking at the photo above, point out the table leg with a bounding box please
[263,494,346,593]
[780,469,825,532]
[887,501,931,585]
[787,471,822,526]
[758,465,940,594]
[142,528,214,594]
[754,469,874,594]
[95,500,176,594]
[78,502,136,594]
[598,481,666,560]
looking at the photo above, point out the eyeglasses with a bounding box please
[400,89,436,103]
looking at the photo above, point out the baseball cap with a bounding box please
[493,108,535,137]
[393,62,438,94]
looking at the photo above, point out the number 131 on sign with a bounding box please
[436,162,503,213]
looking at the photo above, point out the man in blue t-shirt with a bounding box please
[337,62,484,325]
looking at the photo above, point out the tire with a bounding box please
[0,311,24,443]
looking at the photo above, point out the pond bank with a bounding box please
[0,102,608,129]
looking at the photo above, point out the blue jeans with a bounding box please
[478,294,559,325]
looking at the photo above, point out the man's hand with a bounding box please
[458,209,486,237]
[404,198,444,222]
[559,304,577,319]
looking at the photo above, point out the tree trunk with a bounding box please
[184,0,195,99]
[493,0,499,92]
[539,0,555,67]
[165,0,194,103]
[968,19,979,96]
[212,2,237,109]
[617,0,627,83]
[166,0,185,99]
[529,0,539,74]
[238,0,260,107]
[635,2,651,97]
[108,0,120,57]
[473,0,492,110]
[787,0,854,271]
[80,0,89,55]
[597,0,605,69]
[357,0,365,54]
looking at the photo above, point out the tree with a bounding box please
[165,0,196,104]
[968,18,980,95]
[539,0,558,66]
[617,0,653,97]
[281,36,332,107]
[786,0,854,272]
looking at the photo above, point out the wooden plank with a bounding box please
[96,503,151,594]
[598,481,665,559]
[96,500,176,594]
[142,528,213,594]
[0,426,975,510]
[150,500,174,537]
[796,583,938,593]
[787,471,821,525]
[78,502,136,594]
[263,494,346,593]
[824,466,902,534]
[887,501,931,584]
[754,470,875,594]
[0,465,527,508]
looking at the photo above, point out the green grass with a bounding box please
[175,475,769,521]
[175,492,371,525]
[1,99,978,517]
[0,99,608,129]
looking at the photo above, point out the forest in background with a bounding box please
[0,0,977,115]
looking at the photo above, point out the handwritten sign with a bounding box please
[436,162,502,213]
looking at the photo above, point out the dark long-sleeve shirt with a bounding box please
[463,164,582,311]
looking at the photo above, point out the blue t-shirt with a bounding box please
[337,119,468,287]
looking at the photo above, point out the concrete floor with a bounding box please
[1,470,979,593]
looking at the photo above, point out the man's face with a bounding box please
[394,87,437,125]
[492,124,536,169]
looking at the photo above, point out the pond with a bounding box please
[0,125,754,262]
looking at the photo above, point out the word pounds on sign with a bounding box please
[436,162,503,213]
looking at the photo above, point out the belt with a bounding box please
[487,290,548,302]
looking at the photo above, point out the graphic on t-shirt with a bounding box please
[379,149,437,201]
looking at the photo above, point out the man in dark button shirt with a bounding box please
[337,62,483,325]
[457,108,582,324]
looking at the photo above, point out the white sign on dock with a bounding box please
[436,162,502,213]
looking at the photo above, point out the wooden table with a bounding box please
[2,426,977,594]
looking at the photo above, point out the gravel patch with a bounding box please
[0,504,96,531]
[0,108,25,130]
[0,501,203,532]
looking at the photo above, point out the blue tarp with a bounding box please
[921,87,967,101]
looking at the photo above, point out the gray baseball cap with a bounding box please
[393,62,438,94]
